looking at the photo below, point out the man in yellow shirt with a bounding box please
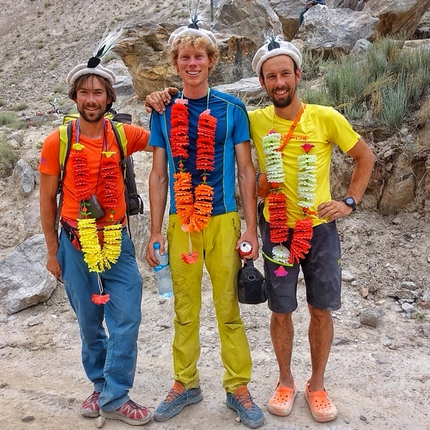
[249,37,374,423]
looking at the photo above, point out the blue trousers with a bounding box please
[58,228,143,411]
[298,8,308,26]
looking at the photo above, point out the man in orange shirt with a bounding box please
[39,53,152,426]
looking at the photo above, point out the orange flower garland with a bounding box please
[289,217,313,263]
[71,143,91,201]
[170,99,217,263]
[70,125,123,304]
[100,151,121,216]
[267,191,288,244]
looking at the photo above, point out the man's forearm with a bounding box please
[40,196,59,257]
[148,175,168,235]
[238,169,258,232]
[346,139,375,202]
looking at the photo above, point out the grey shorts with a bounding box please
[259,204,342,314]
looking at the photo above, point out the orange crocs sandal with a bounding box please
[267,381,297,416]
[304,380,338,423]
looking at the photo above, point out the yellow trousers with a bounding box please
[167,212,252,393]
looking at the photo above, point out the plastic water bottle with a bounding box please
[153,242,173,298]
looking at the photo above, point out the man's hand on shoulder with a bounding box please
[144,87,179,114]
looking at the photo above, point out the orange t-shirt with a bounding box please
[39,119,149,226]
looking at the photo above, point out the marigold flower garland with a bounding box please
[170,99,217,264]
[262,107,316,275]
[70,136,123,304]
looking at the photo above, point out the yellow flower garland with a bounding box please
[78,218,122,273]
[71,138,123,274]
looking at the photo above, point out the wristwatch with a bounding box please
[343,196,356,211]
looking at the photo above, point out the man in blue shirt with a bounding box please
[145,21,264,430]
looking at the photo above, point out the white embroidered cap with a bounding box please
[168,26,217,48]
[252,38,302,76]
[66,63,116,86]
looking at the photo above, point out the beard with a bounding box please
[269,84,296,109]
[77,105,105,122]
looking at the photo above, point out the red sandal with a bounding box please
[267,381,297,416]
[304,380,338,423]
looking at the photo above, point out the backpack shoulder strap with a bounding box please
[58,122,73,184]
[55,121,74,230]
[109,119,128,159]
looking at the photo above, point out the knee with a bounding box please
[272,311,292,324]
[308,305,332,322]
[214,291,241,320]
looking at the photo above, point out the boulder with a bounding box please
[12,159,37,196]
[371,0,430,40]
[268,0,430,42]
[212,0,283,45]
[296,6,379,56]
[0,234,57,315]
[379,154,416,214]
[213,77,269,105]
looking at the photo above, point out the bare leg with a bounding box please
[270,311,295,388]
[307,304,333,391]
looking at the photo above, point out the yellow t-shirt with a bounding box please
[249,104,360,227]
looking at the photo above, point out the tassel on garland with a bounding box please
[181,233,199,264]
[91,274,110,305]
[274,265,289,277]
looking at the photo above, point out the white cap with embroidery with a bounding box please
[168,14,217,48]
[67,63,116,86]
[66,28,123,86]
[252,37,302,76]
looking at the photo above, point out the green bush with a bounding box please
[0,141,19,178]
[301,87,333,107]
[301,37,430,133]
[380,75,409,131]
[0,111,18,126]
[11,102,28,111]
